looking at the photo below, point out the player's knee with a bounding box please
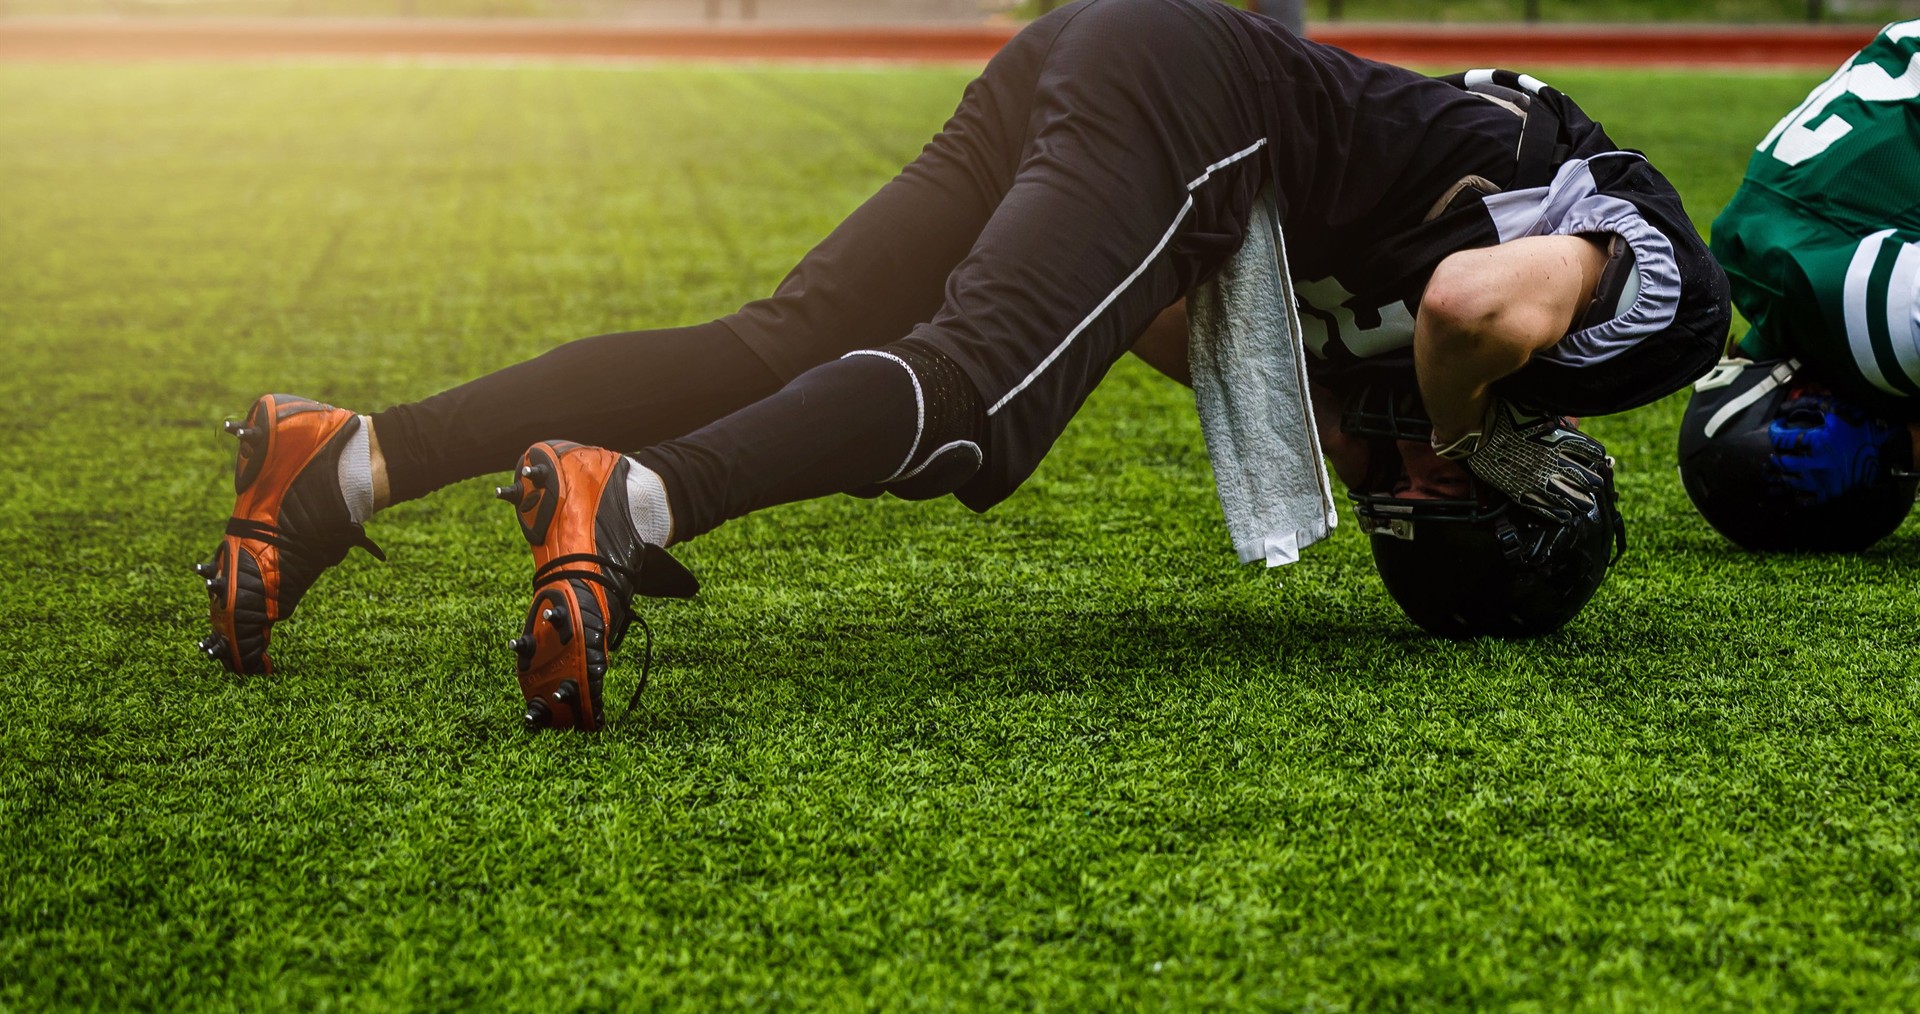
[1419,252,1559,369]
[844,339,987,502]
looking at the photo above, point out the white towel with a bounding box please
[1186,186,1339,567]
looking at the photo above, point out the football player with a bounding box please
[195,0,1728,728]
[1679,21,1920,552]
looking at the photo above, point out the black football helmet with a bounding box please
[1677,357,1916,552]
[1342,381,1627,639]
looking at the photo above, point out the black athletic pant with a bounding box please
[375,0,1272,525]
[371,323,777,505]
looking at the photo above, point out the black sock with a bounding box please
[634,353,921,542]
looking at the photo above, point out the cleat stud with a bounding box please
[541,608,557,622]
[523,698,553,731]
[205,576,227,598]
[551,680,580,706]
[493,485,523,505]
[223,420,243,435]
[519,463,552,486]
[192,562,218,579]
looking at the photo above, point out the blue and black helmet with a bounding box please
[1677,357,1916,552]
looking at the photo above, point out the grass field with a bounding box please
[6,59,1920,1009]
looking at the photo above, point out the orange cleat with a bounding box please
[195,394,383,674]
[498,441,697,732]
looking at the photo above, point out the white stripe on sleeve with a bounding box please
[1888,239,1920,392]
[1844,229,1901,395]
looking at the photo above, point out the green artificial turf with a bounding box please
[4,60,1919,1010]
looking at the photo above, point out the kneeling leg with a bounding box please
[631,338,988,544]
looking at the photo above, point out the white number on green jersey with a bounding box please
[1759,20,1920,168]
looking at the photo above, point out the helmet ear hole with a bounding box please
[1776,403,1826,429]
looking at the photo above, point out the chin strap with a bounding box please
[1432,428,1484,462]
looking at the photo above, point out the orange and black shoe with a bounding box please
[498,441,697,733]
[194,394,385,674]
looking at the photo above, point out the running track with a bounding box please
[0,17,1881,68]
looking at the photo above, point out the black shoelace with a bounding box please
[225,517,386,562]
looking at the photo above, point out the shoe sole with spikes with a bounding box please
[197,394,384,674]
[499,441,696,732]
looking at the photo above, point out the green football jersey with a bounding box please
[1711,20,1920,416]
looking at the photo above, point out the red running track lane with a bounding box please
[0,17,1881,68]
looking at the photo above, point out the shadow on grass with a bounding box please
[606,587,1625,743]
